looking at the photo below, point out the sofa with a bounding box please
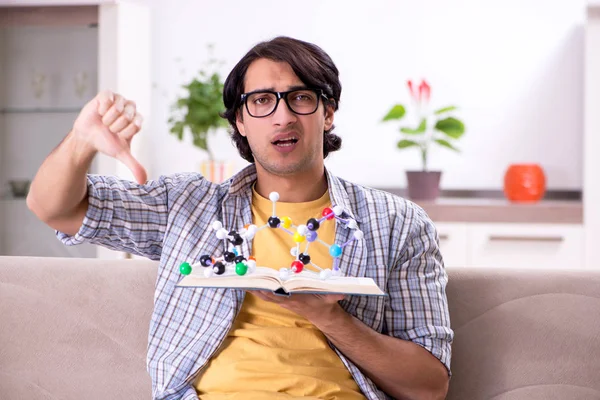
[1,256,599,400]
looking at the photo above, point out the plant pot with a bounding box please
[405,171,442,201]
[503,164,546,203]
[8,179,31,198]
[200,160,234,183]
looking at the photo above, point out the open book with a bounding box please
[177,266,386,297]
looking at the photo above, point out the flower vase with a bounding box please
[503,164,546,203]
[200,160,234,183]
[405,171,442,201]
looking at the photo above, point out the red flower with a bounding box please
[419,79,431,103]
[407,80,416,100]
[407,79,431,104]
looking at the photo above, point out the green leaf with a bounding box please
[400,118,427,134]
[435,117,465,139]
[435,138,460,152]
[168,67,228,154]
[434,106,457,115]
[382,105,406,121]
[397,139,420,149]
[169,121,185,140]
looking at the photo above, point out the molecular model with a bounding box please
[179,192,364,281]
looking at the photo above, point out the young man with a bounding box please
[27,37,453,400]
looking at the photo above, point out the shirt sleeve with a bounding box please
[385,202,454,374]
[55,174,173,260]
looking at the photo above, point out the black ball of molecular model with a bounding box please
[179,192,363,281]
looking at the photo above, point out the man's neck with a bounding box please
[254,165,328,203]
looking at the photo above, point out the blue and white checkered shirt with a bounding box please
[57,164,453,400]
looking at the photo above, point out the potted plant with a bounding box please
[168,46,231,182]
[381,79,466,201]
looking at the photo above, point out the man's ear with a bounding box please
[236,110,246,137]
[324,102,335,131]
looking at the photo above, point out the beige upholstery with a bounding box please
[1,256,599,400]
[0,256,155,399]
[446,268,600,400]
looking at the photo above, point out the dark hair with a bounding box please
[222,36,342,163]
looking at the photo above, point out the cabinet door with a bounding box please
[433,222,468,268]
[468,223,584,269]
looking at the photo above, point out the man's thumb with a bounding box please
[116,149,148,185]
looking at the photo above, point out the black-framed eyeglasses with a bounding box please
[240,87,329,118]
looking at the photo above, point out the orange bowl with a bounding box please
[503,164,546,203]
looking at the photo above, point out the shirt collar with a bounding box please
[226,163,257,196]
[324,167,359,223]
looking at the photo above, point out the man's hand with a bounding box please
[252,291,345,325]
[72,90,147,184]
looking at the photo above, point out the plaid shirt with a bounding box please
[57,164,453,400]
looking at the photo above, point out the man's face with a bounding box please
[236,58,334,176]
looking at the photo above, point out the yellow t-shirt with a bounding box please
[194,187,365,400]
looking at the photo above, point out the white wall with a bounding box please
[149,1,584,190]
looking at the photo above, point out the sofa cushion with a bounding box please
[0,256,157,400]
[446,267,600,400]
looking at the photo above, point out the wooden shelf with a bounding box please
[0,107,81,114]
[417,198,583,224]
[0,5,99,28]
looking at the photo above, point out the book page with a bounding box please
[283,276,385,296]
[177,267,282,291]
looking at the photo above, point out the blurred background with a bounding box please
[0,0,597,271]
